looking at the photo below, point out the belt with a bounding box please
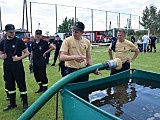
[66,66,87,70]
[122,61,128,64]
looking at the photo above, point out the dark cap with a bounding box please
[5,24,15,32]
[64,32,72,37]
[72,21,85,31]
[35,30,42,35]
[56,35,59,37]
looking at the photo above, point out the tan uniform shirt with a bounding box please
[109,39,137,63]
[60,36,91,69]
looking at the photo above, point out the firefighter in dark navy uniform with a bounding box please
[30,30,55,93]
[0,24,29,112]
[51,35,63,66]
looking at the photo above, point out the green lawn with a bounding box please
[0,43,160,120]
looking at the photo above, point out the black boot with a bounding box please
[3,93,17,111]
[21,94,29,112]
[42,86,48,93]
[51,63,55,66]
[6,91,10,101]
[35,84,43,93]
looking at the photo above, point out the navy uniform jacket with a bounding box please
[31,39,49,62]
[53,40,63,52]
[27,40,33,53]
[0,37,26,64]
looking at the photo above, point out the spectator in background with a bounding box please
[131,34,135,44]
[27,35,34,73]
[137,36,143,52]
[150,34,157,52]
[142,33,150,53]
[51,35,63,66]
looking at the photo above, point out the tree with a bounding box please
[140,6,150,29]
[140,5,160,34]
[157,10,160,35]
[149,5,157,34]
[57,17,75,33]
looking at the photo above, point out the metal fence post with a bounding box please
[91,9,93,43]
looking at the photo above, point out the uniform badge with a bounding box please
[39,46,42,50]
[12,45,15,48]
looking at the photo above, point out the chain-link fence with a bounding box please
[0,1,142,35]
[29,2,142,35]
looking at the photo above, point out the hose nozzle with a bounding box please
[103,58,122,70]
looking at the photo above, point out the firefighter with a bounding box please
[30,30,55,93]
[45,36,51,64]
[51,35,63,66]
[4,75,10,100]
[60,22,101,83]
[108,29,139,75]
[59,32,72,77]
[0,24,29,112]
[27,35,34,73]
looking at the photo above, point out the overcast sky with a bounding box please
[0,0,160,35]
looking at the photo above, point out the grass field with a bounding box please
[0,43,160,120]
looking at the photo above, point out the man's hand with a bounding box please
[94,69,102,75]
[43,52,47,57]
[127,58,133,63]
[0,53,7,59]
[29,62,32,67]
[72,55,86,63]
[12,55,21,61]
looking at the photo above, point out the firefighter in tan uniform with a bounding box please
[60,21,100,83]
[108,29,139,75]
